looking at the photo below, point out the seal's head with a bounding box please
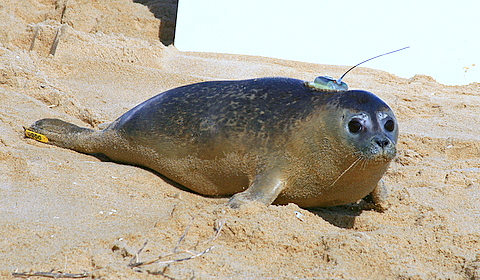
[327,90,398,162]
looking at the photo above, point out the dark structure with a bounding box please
[134,0,178,46]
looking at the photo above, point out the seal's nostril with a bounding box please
[375,138,390,148]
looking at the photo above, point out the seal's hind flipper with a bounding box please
[26,118,101,154]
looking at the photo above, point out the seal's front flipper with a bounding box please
[228,168,286,208]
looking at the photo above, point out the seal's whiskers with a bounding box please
[359,157,369,170]
[330,157,362,188]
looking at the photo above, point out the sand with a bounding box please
[1,0,479,279]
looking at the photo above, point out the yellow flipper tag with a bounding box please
[25,129,49,143]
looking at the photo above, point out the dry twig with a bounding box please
[29,25,40,51]
[12,269,91,278]
[49,25,67,56]
[128,219,224,269]
[58,0,68,24]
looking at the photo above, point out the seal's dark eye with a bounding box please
[384,120,395,132]
[348,120,363,133]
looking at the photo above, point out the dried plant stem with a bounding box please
[59,0,68,24]
[128,219,224,268]
[29,25,40,51]
[12,270,91,278]
[49,24,67,56]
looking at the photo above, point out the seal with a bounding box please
[26,77,398,208]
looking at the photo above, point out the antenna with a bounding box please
[307,46,410,92]
[336,46,410,84]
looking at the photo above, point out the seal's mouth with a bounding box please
[358,136,397,162]
[370,149,397,162]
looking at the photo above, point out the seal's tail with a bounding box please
[25,118,103,154]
